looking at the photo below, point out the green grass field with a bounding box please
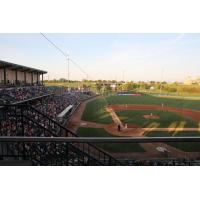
[116,110,198,128]
[80,95,200,153]
[77,127,145,153]
[81,98,113,124]
[82,95,200,125]
[106,94,200,110]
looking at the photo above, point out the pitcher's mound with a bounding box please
[143,114,160,119]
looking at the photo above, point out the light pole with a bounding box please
[67,54,70,90]
[160,68,164,95]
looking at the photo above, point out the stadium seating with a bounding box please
[0,86,95,137]
[0,86,52,103]
[1,85,200,166]
[0,86,121,166]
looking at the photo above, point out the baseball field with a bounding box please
[68,93,200,158]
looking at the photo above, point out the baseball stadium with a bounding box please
[1,34,200,166]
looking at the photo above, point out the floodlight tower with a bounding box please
[160,68,164,95]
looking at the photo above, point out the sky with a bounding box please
[0,33,200,82]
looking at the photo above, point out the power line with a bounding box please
[40,33,93,80]
[69,58,92,80]
[41,33,68,58]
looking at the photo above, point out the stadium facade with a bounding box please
[0,60,47,86]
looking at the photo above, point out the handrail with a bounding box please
[0,136,200,143]
[11,93,53,105]
[1,103,122,165]
[0,93,53,108]
[26,103,118,161]
[28,104,77,136]
[2,103,75,135]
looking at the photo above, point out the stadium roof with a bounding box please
[0,60,47,74]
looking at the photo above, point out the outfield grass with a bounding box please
[116,110,198,128]
[81,95,200,152]
[106,94,200,110]
[81,98,113,124]
[77,127,145,153]
[81,95,200,125]
[116,109,200,152]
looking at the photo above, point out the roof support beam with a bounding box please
[42,74,44,85]
[37,73,39,84]
[24,71,26,85]
[31,73,33,85]
[3,66,6,85]
[15,70,18,85]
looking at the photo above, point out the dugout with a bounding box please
[57,105,74,123]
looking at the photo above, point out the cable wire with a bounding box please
[41,33,68,58]
[40,33,93,79]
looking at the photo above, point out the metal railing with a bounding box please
[0,136,200,143]
[0,136,200,165]
[0,137,125,166]
[0,104,122,166]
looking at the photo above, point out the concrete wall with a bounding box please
[0,68,42,85]
[17,71,25,82]
[26,72,31,84]
[6,69,15,84]
[33,74,38,83]
[0,69,3,83]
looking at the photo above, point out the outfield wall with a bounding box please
[117,93,143,96]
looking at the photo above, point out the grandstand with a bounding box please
[0,60,123,166]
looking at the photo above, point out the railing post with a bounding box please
[109,157,111,166]
[66,142,69,166]
[20,106,26,159]
[20,105,24,136]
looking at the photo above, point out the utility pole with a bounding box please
[67,54,70,90]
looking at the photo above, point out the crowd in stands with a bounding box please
[0,86,52,104]
[0,85,95,165]
[0,87,93,137]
